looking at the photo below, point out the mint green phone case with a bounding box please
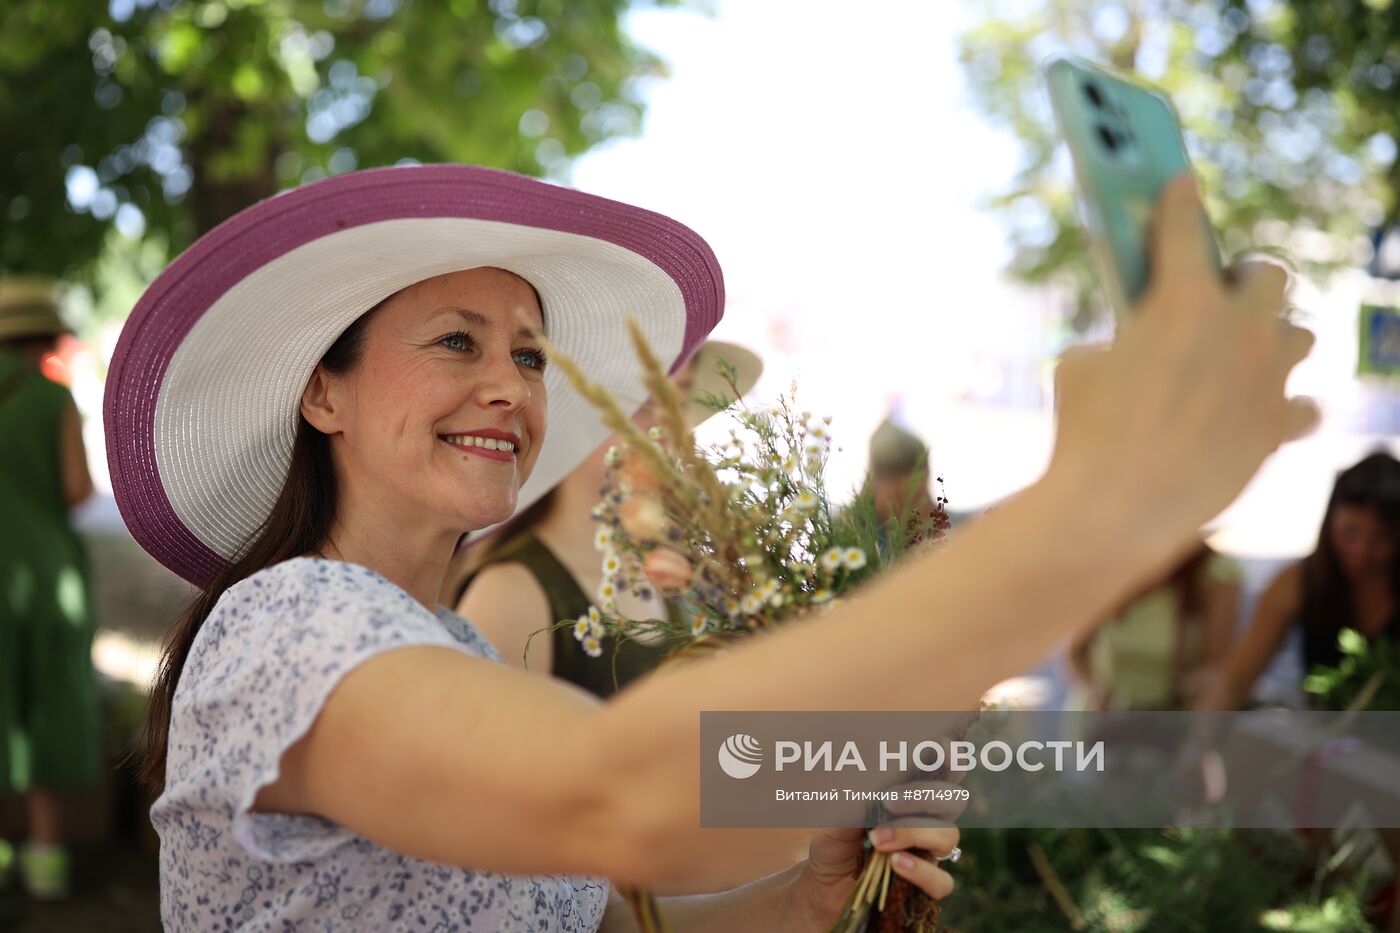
[1045,56,1220,316]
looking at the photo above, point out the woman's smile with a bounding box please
[441,432,520,462]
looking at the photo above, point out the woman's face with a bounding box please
[313,267,549,534]
[1329,504,1396,580]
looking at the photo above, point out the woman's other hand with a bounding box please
[1050,174,1317,563]
[794,782,964,927]
[796,823,959,926]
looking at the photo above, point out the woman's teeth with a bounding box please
[443,434,516,453]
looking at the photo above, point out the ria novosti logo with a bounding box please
[717,734,764,779]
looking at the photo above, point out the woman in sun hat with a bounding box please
[448,339,761,697]
[0,277,99,900]
[110,164,1313,930]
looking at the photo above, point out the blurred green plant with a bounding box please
[941,827,1376,932]
[1303,627,1400,711]
[958,0,1400,330]
[0,0,699,317]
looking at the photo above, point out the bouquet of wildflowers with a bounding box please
[539,320,953,932]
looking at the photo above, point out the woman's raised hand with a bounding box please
[1049,173,1317,556]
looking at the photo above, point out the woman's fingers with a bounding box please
[1282,395,1322,442]
[869,823,959,858]
[888,851,956,900]
[1148,174,1215,289]
[1229,259,1291,313]
[1279,322,1316,368]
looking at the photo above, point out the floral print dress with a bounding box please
[152,557,609,931]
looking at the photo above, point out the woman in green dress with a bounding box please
[0,278,100,900]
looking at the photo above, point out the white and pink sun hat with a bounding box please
[104,164,724,587]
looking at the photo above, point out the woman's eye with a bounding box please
[441,332,472,352]
[515,348,548,371]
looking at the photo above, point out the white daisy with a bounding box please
[582,636,603,658]
[594,528,614,550]
[793,490,819,512]
[812,589,834,604]
[724,597,741,617]
[740,592,764,614]
[820,548,844,573]
[601,552,622,575]
[690,614,708,636]
[589,620,606,639]
[843,547,868,571]
[573,617,590,641]
[587,605,602,624]
[598,581,619,603]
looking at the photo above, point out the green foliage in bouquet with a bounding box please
[1303,628,1400,712]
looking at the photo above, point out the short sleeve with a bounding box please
[170,559,468,864]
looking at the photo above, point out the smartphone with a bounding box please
[1044,56,1221,316]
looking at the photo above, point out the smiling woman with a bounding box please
[106,165,1316,931]
[297,269,551,548]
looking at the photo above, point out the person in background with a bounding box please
[447,340,762,697]
[1201,452,1400,933]
[1070,542,1241,710]
[867,417,934,522]
[0,278,100,900]
[852,415,939,558]
[1202,451,1400,712]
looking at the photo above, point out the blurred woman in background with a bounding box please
[1202,451,1400,711]
[0,278,99,900]
[1071,542,1241,710]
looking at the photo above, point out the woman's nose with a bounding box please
[472,351,533,410]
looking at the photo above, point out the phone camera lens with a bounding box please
[1083,81,1106,109]
[1097,125,1119,151]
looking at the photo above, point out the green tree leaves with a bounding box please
[1,0,689,292]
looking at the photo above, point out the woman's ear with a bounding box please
[300,364,342,435]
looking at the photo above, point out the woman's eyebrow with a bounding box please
[435,306,539,340]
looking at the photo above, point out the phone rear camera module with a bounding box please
[1097,125,1119,151]
[1083,80,1106,109]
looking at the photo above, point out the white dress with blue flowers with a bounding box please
[152,557,609,931]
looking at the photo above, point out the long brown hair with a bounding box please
[134,307,378,792]
[1300,451,1400,638]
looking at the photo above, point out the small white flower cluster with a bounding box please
[572,605,607,657]
[737,576,786,615]
[800,412,833,467]
[818,546,868,574]
[780,488,820,524]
